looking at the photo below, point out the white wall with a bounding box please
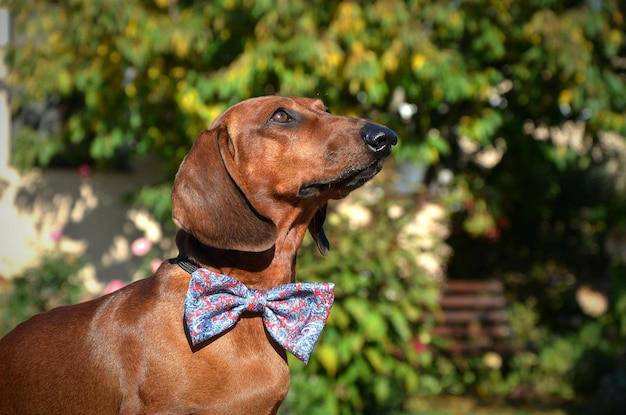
[0,158,177,293]
[1,8,9,168]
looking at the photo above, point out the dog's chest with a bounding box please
[129,317,291,414]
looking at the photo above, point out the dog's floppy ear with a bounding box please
[172,128,277,252]
[308,204,330,256]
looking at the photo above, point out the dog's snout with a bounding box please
[361,123,398,158]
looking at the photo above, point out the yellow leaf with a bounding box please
[171,67,186,79]
[179,88,199,111]
[148,66,160,80]
[382,51,398,73]
[575,72,585,84]
[558,89,573,105]
[57,69,72,94]
[220,29,231,41]
[433,87,443,100]
[125,83,137,98]
[609,29,622,46]
[351,41,365,55]
[171,31,190,58]
[411,53,426,71]
[317,344,338,377]
[109,51,121,64]
[364,347,387,374]
[349,79,360,95]
[328,51,343,67]
[97,44,109,57]
[49,31,62,48]
[125,17,138,37]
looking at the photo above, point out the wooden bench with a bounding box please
[430,280,518,355]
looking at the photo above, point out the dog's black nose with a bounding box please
[361,123,398,158]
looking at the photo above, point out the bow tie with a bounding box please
[184,268,334,363]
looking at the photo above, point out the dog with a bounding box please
[0,96,396,414]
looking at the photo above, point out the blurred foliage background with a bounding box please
[2,0,625,413]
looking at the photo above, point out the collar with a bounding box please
[174,256,334,363]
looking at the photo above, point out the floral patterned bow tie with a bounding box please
[184,268,334,363]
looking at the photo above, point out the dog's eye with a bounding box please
[270,109,293,124]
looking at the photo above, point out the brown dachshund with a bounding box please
[0,96,396,414]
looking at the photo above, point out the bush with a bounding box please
[0,252,85,337]
[281,174,444,415]
[412,287,626,408]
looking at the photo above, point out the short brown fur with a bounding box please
[0,96,395,414]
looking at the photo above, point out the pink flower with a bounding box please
[150,258,162,273]
[412,340,428,354]
[50,229,63,242]
[104,279,125,294]
[77,164,92,177]
[131,237,152,256]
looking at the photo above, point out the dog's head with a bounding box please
[171,96,397,254]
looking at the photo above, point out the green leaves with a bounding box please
[283,181,443,414]
[7,0,625,180]
[1,253,85,336]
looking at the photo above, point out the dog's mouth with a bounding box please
[297,159,385,198]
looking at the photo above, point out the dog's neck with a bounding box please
[174,229,302,289]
